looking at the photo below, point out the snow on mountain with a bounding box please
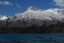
[0,15,8,20]
[15,6,64,23]
[0,6,64,28]
[0,6,64,24]
[27,6,43,11]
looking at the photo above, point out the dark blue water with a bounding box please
[0,34,64,43]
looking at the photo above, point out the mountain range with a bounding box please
[1,6,64,25]
[0,6,64,33]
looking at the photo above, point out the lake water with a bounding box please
[0,34,64,43]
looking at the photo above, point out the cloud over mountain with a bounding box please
[53,0,64,7]
[15,3,21,8]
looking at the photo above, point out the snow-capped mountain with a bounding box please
[15,6,64,23]
[0,6,64,26]
[0,6,64,33]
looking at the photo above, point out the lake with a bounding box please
[0,34,64,43]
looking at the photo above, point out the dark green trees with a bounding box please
[0,19,64,33]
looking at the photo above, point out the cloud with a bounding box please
[53,0,64,7]
[0,15,8,20]
[15,3,21,8]
[0,1,12,6]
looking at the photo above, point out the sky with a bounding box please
[0,0,64,16]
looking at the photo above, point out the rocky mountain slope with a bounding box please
[0,6,64,33]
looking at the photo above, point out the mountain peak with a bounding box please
[27,6,42,11]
